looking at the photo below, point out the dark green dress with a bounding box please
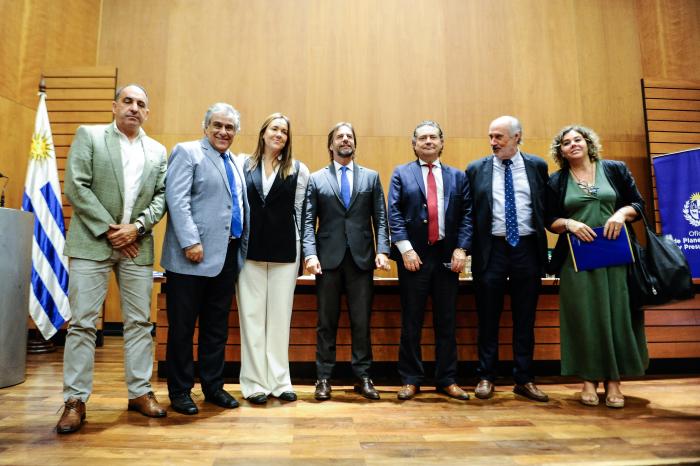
[559,162,648,380]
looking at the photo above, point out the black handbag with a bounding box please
[628,204,694,307]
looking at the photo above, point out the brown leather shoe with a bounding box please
[56,398,85,434]
[475,379,495,399]
[397,384,419,400]
[513,382,549,402]
[128,391,167,417]
[438,383,470,400]
[314,379,331,401]
[354,377,380,400]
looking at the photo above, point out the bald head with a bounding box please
[488,115,522,160]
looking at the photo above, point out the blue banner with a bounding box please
[652,148,700,278]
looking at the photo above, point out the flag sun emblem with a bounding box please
[682,192,700,227]
[30,133,51,160]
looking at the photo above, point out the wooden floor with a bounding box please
[1,337,700,465]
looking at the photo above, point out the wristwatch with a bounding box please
[135,221,146,237]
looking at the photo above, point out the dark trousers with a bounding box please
[165,239,240,397]
[315,249,374,379]
[397,243,459,387]
[474,235,540,385]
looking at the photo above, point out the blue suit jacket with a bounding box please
[388,159,473,262]
[161,138,250,277]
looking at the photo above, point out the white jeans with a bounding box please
[63,250,154,401]
[236,242,299,398]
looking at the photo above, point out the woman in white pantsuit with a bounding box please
[237,113,309,404]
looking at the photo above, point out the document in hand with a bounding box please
[567,225,635,272]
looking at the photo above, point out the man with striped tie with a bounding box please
[466,115,549,402]
[58,84,168,434]
[161,103,249,415]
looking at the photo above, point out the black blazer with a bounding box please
[545,159,645,273]
[244,159,300,263]
[466,153,549,278]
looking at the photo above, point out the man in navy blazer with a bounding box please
[161,102,250,414]
[466,115,549,402]
[303,122,391,401]
[388,120,473,401]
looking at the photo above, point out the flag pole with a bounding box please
[27,75,56,354]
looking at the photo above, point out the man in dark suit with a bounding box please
[161,102,250,414]
[466,115,549,402]
[303,122,391,401]
[388,120,473,401]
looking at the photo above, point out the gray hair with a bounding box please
[203,102,241,132]
[115,83,149,102]
[412,120,444,145]
[491,115,523,144]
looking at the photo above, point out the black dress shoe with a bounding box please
[246,392,268,405]
[314,379,331,400]
[353,377,380,400]
[278,391,297,402]
[513,382,549,402]
[170,392,198,415]
[205,389,240,409]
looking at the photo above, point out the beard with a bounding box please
[337,147,354,158]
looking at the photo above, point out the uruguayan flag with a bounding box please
[22,92,71,339]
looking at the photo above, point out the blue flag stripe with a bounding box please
[22,192,34,213]
[31,267,66,330]
[40,182,67,235]
[23,194,70,295]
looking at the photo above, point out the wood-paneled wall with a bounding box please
[2,0,699,325]
[0,0,101,209]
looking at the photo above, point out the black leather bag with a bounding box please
[628,204,694,307]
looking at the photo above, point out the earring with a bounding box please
[277,154,282,161]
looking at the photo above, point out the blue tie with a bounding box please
[221,153,243,238]
[503,159,519,247]
[340,166,351,209]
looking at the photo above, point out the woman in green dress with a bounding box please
[546,125,648,408]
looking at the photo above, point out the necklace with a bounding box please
[570,164,598,196]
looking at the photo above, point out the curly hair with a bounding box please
[550,124,602,168]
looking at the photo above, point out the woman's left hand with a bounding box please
[603,212,627,240]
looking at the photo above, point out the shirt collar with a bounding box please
[419,158,441,168]
[112,121,145,142]
[334,160,354,172]
[493,150,522,167]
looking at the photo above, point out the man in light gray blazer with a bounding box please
[161,102,249,415]
[303,122,391,401]
[58,84,168,434]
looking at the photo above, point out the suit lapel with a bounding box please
[521,153,538,206]
[134,137,155,200]
[410,160,426,200]
[483,156,494,214]
[202,138,231,196]
[347,164,363,209]
[441,162,453,213]
[323,163,344,207]
[265,167,285,202]
[248,160,265,201]
[105,126,125,201]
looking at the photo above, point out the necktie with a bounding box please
[221,153,243,238]
[427,163,439,244]
[340,166,351,209]
[503,159,519,247]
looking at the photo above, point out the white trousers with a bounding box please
[63,250,154,401]
[236,242,299,398]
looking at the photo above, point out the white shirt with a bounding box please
[262,164,278,197]
[113,122,146,225]
[491,151,535,236]
[334,159,354,193]
[396,158,445,254]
